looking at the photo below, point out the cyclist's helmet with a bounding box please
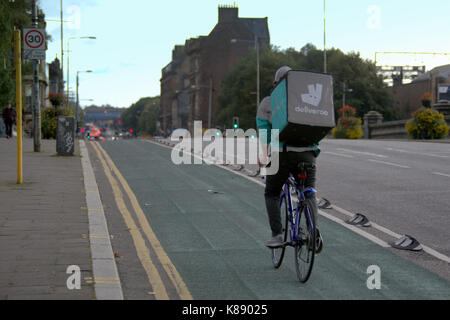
[274,66,292,84]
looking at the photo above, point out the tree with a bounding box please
[120,96,160,134]
[138,97,160,134]
[216,45,296,129]
[215,44,399,130]
[0,0,48,109]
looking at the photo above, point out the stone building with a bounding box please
[160,5,270,133]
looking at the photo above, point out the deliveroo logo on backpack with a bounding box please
[296,83,329,116]
[301,84,323,107]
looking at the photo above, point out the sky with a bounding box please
[40,0,450,108]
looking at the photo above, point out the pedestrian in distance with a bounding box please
[2,103,16,139]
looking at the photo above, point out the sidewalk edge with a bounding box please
[79,139,124,300]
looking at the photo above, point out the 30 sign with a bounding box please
[23,28,46,60]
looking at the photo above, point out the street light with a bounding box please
[67,36,96,105]
[342,82,353,107]
[231,36,260,108]
[324,0,327,73]
[76,70,92,131]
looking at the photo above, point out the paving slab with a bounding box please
[0,138,95,300]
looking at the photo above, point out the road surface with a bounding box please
[85,138,449,300]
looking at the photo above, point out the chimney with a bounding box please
[218,5,238,23]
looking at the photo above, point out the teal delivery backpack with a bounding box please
[271,70,335,147]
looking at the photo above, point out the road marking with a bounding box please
[94,142,193,300]
[385,147,449,159]
[79,140,123,300]
[149,139,450,264]
[323,151,354,158]
[367,159,410,168]
[318,210,390,248]
[91,141,170,300]
[432,171,450,178]
[336,148,387,158]
[320,200,450,263]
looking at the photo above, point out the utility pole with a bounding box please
[323,0,327,73]
[255,35,260,108]
[76,70,92,131]
[32,0,41,152]
[343,82,346,107]
[75,72,80,124]
[61,0,64,104]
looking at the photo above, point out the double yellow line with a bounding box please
[90,141,192,300]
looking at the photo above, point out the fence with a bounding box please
[366,115,450,139]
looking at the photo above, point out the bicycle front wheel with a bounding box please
[294,197,317,283]
[271,194,288,268]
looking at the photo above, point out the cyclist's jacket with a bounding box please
[256,96,320,156]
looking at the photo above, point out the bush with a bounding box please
[41,106,74,139]
[331,105,363,139]
[405,107,449,140]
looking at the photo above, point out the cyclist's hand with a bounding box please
[258,158,264,168]
[258,155,269,168]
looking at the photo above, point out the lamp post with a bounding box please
[61,0,63,97]
[324,0,327,73]
[231,36,260,108]
[76,70,92,132]
[67,36,96,106]
[342,82,353,107]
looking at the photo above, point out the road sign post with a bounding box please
[26,1,45,152]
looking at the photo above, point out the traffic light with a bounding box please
[232,117,239,129]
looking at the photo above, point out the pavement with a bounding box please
[0,138,95,299]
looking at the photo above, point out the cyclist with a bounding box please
[257,66,323,252]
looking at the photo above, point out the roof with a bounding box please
[413,64,450,83]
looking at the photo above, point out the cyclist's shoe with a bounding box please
[315,228,323,254]
[266,234,284,248]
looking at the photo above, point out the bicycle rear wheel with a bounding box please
[271,194,288,268]
[294,197,317,282]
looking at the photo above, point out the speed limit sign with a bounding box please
[23,28,46,60]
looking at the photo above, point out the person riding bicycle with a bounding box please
[257,66,323,252]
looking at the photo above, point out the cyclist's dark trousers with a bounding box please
[265,151,317,237]
[4,119,13,138]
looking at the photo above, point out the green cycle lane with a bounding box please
[99,139,449,300]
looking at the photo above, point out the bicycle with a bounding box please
[271,162,318,283]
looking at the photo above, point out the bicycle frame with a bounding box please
[280,174,317,247]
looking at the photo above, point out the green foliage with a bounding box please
[0,0,15,108]
[405,107,449,140]
[120,96,160,134]
[216,44,399,130]
[41,106,74,139]
[0,0,47,108]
